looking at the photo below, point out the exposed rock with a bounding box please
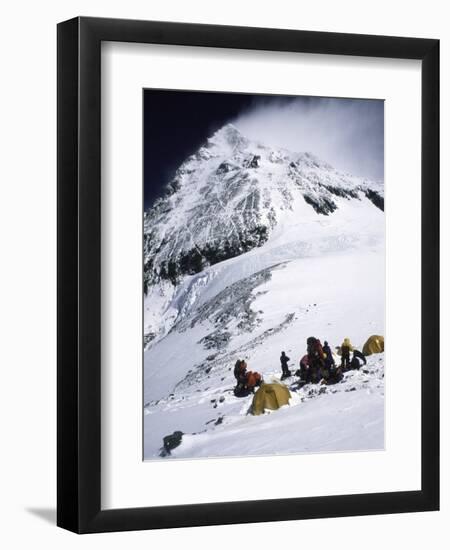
[161,431,184,456]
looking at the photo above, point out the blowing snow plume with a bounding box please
[232,96,384,182]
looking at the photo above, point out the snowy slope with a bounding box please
[143,124,385,460]
[148,356,384,459]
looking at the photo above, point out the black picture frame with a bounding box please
[57,16,439,533]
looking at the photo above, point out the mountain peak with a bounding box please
[207,123,247,149]
[144,123,384,303]
[214,122,241,137]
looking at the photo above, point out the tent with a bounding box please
[362,335,384,356]
[251,382,291,416]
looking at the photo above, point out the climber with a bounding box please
[350,349,367,370]
[322,340,336,372]
[233,368,262,397]
[306,336,325,383]
[353,349,367,365]
[296,354,310,382]
[339,337,354,370]
[280,351,292,380]
[233,359,247,383]
[245,370,263,391]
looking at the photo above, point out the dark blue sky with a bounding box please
[143,90,255,209]
[143,90,384,210]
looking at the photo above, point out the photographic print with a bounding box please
[143,90,385,460]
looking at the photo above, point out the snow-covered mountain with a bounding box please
[143,123,385,460]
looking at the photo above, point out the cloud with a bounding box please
[232,96,384,181]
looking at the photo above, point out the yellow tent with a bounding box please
[362,335,384,356]
[251,382,291,416]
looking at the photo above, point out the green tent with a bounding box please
[251,382,291,416]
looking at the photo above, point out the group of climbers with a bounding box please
[294,336,367,385]
[232,336,372,396]
[233,359,263,397]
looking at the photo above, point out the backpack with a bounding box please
[307,337,324,361]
